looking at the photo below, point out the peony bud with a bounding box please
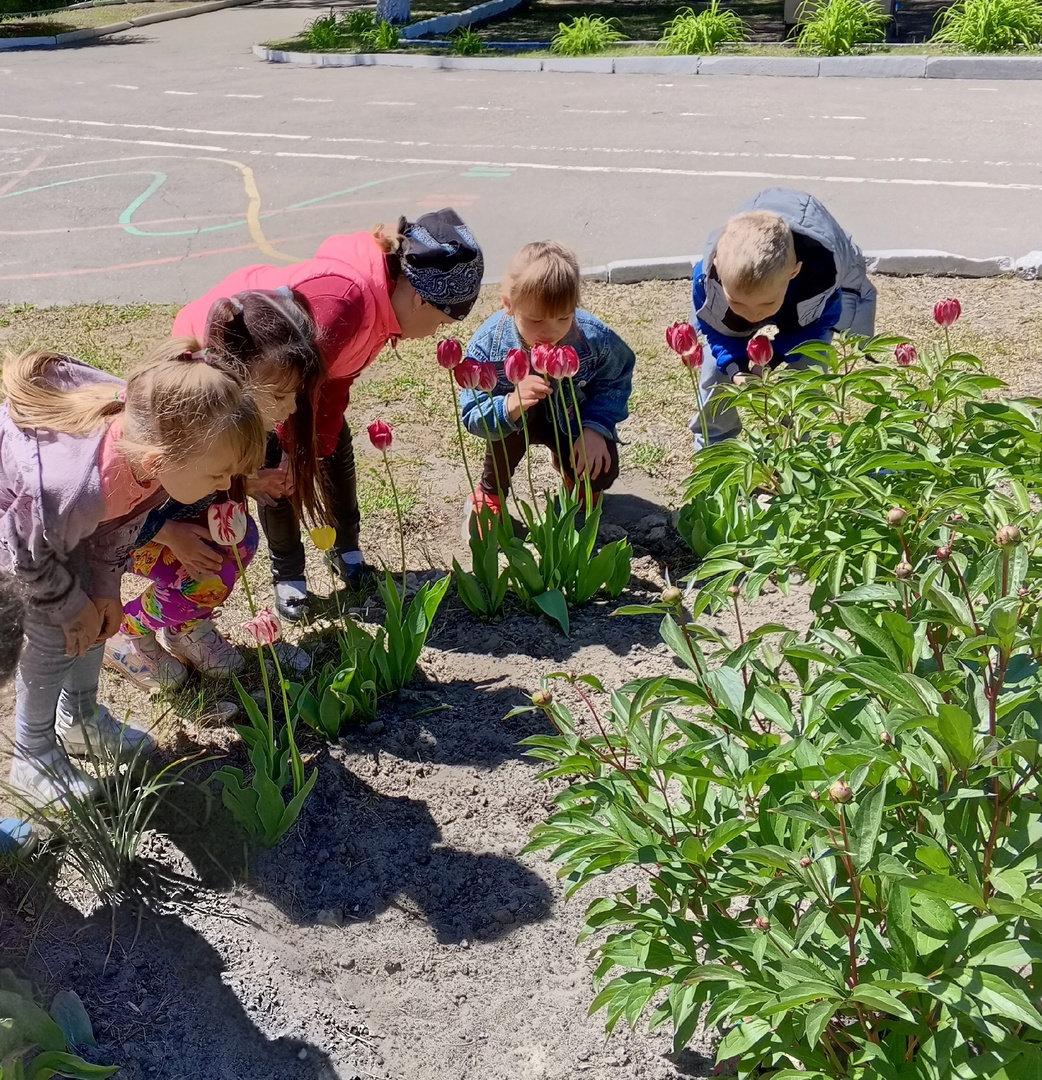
[660,586,683,606]
[755,916,771,932]
[880,730,893,746]
[476,361,499,393]
[436,338,463,371]
[895,561,914,580]
[810,789,821,801]
[747,335,774,367]
[894,343,917,367]
[936,546,952,562]
[996,525,1022,548]
[309,526,337,552]
[887,507,907,527]
[243,608,281,646]
[829,780,853,805]
[207,501,248,547]
[367,419,393,452]
[504,348,530,385]
[453,359,483,390]
[949,514,965,525]
[531,689,553,708]
[799,856,812,868]
[934,298,962,328]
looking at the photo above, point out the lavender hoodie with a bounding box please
[0,357,165,626]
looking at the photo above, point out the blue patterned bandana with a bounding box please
[399,209,484,321]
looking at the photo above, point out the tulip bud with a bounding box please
[936,546,952,562]
[829,780,853,805]
[531,344,554,376]
[436,338,463,371]
[557,346,581,379]
[894,343,917,367]
[476,361,499,393]
[367,419,393,452]
[243,609,281,647]
[504,348,529,386]
[809,789,821,801]
[755,916,771,932]
[895,561,914,580]
[660,586,683,606]
[887,507,907,527]
[207,501,249,547]
[799,856,812,868]
[996,525,1022,548]
[747,335,773,367]
[531,689,553,708]
[453,359,483,391]
[933,298,962,328]
[880,730,893,746]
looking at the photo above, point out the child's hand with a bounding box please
[572,428,612,481]
[247,463,293,507]
[732,372,758,386]
[62,597,103,658]
[91,596,124,642]
[155,521,223,578]
[506,375,554,422]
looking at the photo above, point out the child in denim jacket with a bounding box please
[458,242,635,533]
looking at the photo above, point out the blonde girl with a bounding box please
[0,345,264,807]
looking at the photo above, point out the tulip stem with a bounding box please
[688,365,711,452]
[231,537,257,618]
[382,451,408,598]
[448,369,476,497]
[547,378,568,507]
[231,541,276,768]
[517,403,538,508]
[477,407,524,523]
[566,377,594,510]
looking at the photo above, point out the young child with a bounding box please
[0,346,265,807]
[690,188,877,448]
[173,209,484,622]
[103,289,323,691]
[458,241,634,532]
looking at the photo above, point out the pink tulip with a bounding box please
[207,501,248,547]
[531,344,555,376]
[437,338,463,370]
[895,343,918,367]
[367,419,393,452]
[557,346,580,379]
[747,335,774,367]
[666,322,698,357]
[453,359,482,390]
[504,348,529,385]
[243,608,281,646]
[934,298,961,328]
[475,362,498,393]
[543,348,567,380]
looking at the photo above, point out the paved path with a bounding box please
[2,2,1042,305]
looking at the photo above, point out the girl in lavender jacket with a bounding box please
[0,345,265,808]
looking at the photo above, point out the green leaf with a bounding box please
[887,882,917,969]
[533,589,570,636]
[850,983,915,1021]
[834,605,901,666]
[975,971,1042,1030]
[703,666,746,718]
[906,874,985,909]
[24,1052,119,1080]
[804,999,840,1046]
[0,990,66,1056]
[935,704,976,771]
[853,780,887,868]
[48,992,94,1047]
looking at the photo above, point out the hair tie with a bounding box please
[229,298,244,315]
[183,349,212,363]
[114,389,126,403]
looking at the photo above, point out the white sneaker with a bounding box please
[274,580,310,623]
[159,621,244,679]
[104,631,188,693]
[56,702,156,762]
[265,640,313,677]
[9,747,99,810]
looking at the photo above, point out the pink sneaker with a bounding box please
[159,621,244,679]
[104,632,188,693]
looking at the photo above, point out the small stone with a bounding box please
[365,720,386,736]
[317,848,330,863]
[298,1048,308,1061]
[493,908,515,925]
[460,939,470,949]
[384,960,403,974]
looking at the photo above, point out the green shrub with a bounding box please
[550,14,625,56]
[933,0,1042,50]
[361,17,400,50]
[451,25,485,54]
[662,1,747,54]
[303,8,343,49]
[796,0,889,54]
[340,7,376,40]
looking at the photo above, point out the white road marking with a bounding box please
[163,91,197,96]
[0,113,308,141]
[225,93,263,99]
[564,108,628,114]
[293,97,334,103]
[812,114,867,120]
[0,127,228,153]
[110,84,139,90]
[366,100,416,106]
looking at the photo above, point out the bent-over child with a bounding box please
[690,187,877,448]
[458,241,635,535]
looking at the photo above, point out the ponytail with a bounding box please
[372,218,406,281]
[3,351,125,434]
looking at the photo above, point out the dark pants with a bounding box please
[258,421,360,582]
[480,404,619,499]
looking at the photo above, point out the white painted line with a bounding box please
[564,108,628,114]
[812,114,867,120]
[164,91,198,96]
[0,113,309,141]
[366,100,416,106]
[0,127,228,153]
[225,93,263,99]
[293,97,334,103]
[110,84,139,90]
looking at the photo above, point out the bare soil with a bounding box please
[1,277,1040,1080]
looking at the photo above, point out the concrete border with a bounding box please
[400,0,524,40]
[252,45,1042,79]
[583,250,1042,284]
[0,0,259,50]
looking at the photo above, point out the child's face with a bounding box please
[150,442,244,505]
[504,297,575,348]
[721,262,801,324]
[252,366,301,428]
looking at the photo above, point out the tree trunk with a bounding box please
[376,0,410,24]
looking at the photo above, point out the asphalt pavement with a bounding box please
[2,1,1042,305]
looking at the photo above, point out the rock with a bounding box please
[384,960,403,974]
[297,1048,308,1061]
[645,526,668,544]
[636,512,668,532]
[598,523,627,543]
[365,720,386,736]
[492,908,515,925]
[417,729,437,748]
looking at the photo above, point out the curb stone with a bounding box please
[401,0,524,40]
[607,257,694,285]
[864,250,1015,278]
[0,0,258,50]
[252,45,1042,80]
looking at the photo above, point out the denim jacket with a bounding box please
[459,309,635,444]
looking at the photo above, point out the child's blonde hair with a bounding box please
[714,211,796,294]
[504,241,581,316]
[3,341,266,478]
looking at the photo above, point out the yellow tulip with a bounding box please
[309,526,336,552]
